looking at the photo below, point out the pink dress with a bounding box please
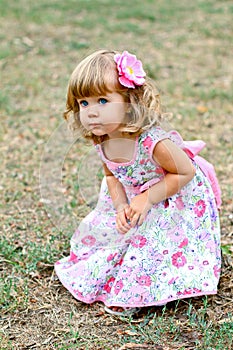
[55,127,221,308]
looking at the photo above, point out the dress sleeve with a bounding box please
[142,127,221,208]
[142,127,185,160]
[144,127,206,159]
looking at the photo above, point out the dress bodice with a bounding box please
[95,127,170,190]
[95,126,221,206]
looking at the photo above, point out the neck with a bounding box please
[102,135,137,163]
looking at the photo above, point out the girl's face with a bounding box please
[77,91,127,139]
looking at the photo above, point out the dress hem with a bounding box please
[56,271,217,308]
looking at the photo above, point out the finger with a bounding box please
[118,212,131,228]
[129,209,137,220]
[130,214,140,227]
[117,223,130,234]
[116,217,131,234]
[137,214,145,226]
[124,206,132,220]
[124,205,132,218]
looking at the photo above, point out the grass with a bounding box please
[0,0,233,349]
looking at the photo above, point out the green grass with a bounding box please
[53,300,233,349]
[0,273,28,312]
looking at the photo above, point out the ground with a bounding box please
[0,1,232,349]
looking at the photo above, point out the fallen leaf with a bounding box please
[218,317,233,324]
[118,344,149,349]
[117,329,138,336]
[196,105,208,114]
[118,343,172,350]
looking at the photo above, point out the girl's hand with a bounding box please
[128,192,152,227]
[116,204,131,234]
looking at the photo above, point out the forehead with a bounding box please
[77,92,126,107]
[70,58,123,98]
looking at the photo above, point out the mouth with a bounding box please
[89,123,102,128]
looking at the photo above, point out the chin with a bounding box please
[91,130,106,136]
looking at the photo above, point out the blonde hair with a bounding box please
[64,49,163,143]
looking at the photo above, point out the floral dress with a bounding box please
[55,127,221,308]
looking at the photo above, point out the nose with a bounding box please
[88,105,99,118]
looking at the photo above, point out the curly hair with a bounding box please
[64,49,163,143]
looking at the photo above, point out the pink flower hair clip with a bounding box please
[114,50,146,88]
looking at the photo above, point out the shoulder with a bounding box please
[140,127,185,148]
[139,126,169,152]
[140,126,168,141]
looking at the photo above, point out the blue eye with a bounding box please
[80,100,88,107]
[99,98,108,105]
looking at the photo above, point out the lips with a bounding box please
[89,123,102,128]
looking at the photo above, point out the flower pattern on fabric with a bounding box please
[131,235,147,248]
[136,275,152,287]
[81,235,96,246]
[172,252,187,268]
[194,199,206,217]
[55,127,221,308]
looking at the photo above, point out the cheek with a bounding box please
[79,111,87,125]
[118,107,127,122]
[109,105,126,122]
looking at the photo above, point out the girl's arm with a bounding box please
[129,139,196,226]
[103,163,131,233]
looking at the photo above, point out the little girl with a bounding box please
[55,49,221,315]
